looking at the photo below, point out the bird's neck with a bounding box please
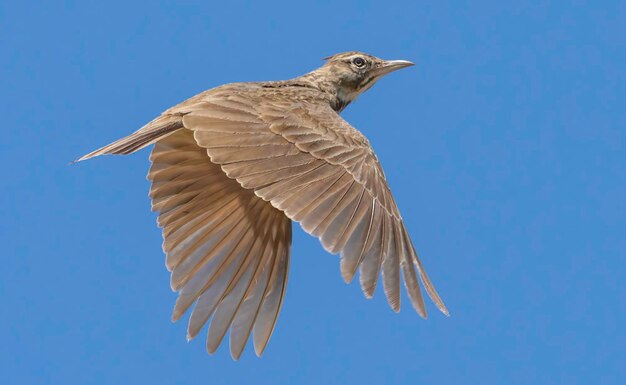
[296,71,358,113]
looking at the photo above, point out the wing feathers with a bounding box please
[398,221,427,318]
[382,217,401,312]
[229,222,280,359]
[359,212,386,298]
[205,204,275,353]
[148,130,292,359]
[253,223,290,356]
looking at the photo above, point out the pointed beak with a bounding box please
[374,59,415,77]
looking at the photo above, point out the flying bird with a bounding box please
[78,51,449,360]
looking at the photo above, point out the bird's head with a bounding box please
[303,51,414,111]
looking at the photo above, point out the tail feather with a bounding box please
[75,115,184,162]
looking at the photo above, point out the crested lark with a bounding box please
[78,51,448,359]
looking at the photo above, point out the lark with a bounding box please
[78,51,449,359]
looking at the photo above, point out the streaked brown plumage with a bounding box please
[78,51,449,360]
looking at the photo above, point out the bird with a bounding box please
[77,51,449,360]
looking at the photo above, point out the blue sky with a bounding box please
[1,1,625,384]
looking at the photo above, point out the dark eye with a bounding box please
[352,57,366,68]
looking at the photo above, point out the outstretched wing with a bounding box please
[148,130,291,359]
[179,88,448,317]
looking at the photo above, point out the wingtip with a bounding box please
[171,308,184,323]
[341,271,353,284]
[230,343,244,361]
[71,153,94,164]
[433,297,450,317]
[186,324,203,342]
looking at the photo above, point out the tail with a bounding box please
[74,114,184,162]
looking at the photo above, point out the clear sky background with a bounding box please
[1,1,625,384]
